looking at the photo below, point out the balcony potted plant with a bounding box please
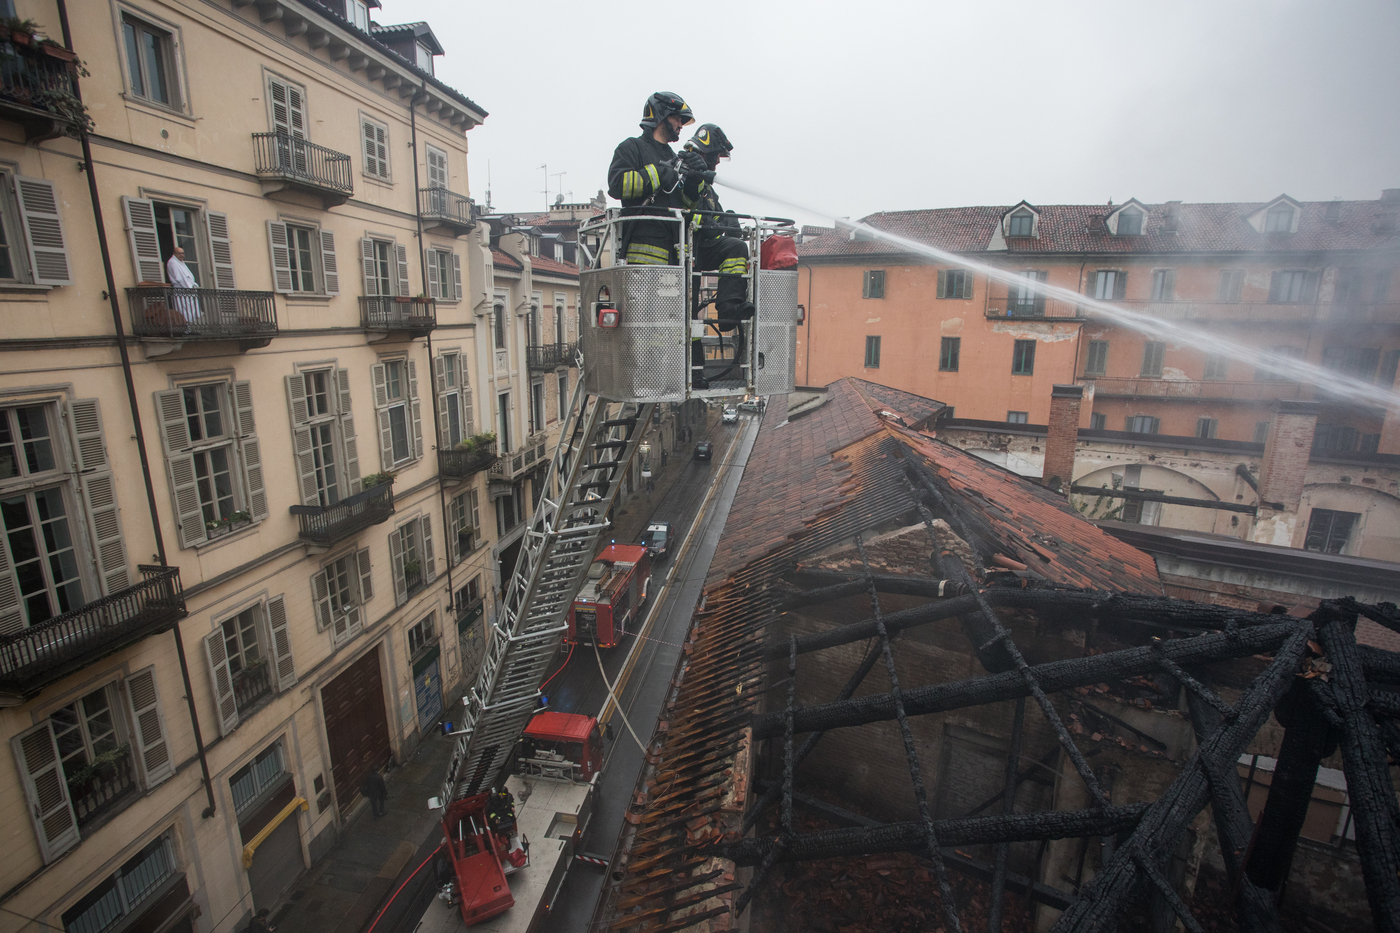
[362,471,396,490]
[65,744,133,806]
[1,17,41,46]
[414,292,432,305]
[402,558,422,591]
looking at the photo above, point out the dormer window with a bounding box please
[554,242,563,262]
[416,42,433,73]
[1117,207,1144,236]
[1007,209,1034,237]
[1264,203,1295,233]
[347,0,369,30]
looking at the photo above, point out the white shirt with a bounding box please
[166,255,197,289]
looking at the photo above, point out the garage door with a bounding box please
[322,649,392,816]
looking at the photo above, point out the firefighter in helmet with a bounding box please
[607,92,703,266]
[683,124,752,323]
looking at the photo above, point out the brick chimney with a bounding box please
[1162,200,1182,233]
[1252,400,1319,546]
[1042,384,1084,493]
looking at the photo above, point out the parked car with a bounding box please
[738,398,762,413]
[722,407,738,424]
[640,521,672,560]
[694,440,713,461]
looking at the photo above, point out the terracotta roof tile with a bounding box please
[490,248,522,271]
[529,255,579,278]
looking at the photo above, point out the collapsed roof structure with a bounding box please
[596,378,1400,933]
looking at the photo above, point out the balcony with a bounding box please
[439,441,498,480]
[527,343,577,371]
[983,294,1087,321]
[1323,301,1400,325]
[0,34,81,142]
[70,749,138,828]
[360,296,436,337]
[0,566,186,700]
[232,661,273,715]
[290,479,395,547]
[1106,298,1318,324]
[1088,376,1310,402]
[419,187,477,237]
[126,287,278,354]
[490,433,550,482]
[252,132,353,208]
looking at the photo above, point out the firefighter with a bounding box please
[607,91,700,266]
[682,124,753,325]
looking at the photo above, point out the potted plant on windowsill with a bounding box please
[402,558,422,591]
[414,293,432,305]
[65,745,132,797]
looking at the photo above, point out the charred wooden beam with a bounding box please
[781,570,964,608]
[1070,484,1261,514]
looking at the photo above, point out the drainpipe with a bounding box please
[55,0,216,819]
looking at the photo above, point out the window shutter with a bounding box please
[372,363,394,469]
[426,249,440,299]
[15,176,71,286]
[1163,270,1176,301]
[336,369,361,494]
[357,547,374,603]
[458,356,474,436]
[206,211,237,289]
[312,568,332,631]
[420,515,436,584]
[390,528,406,606]
[202,630,240,736]
[407,358,423,459]
[962,272,974,299]
[286,84,306,138]
[452,253,462,301]
[936,270,946,299]
[12,724,79,864]
[0,557,21,634]
[395,243,410,298]
[68,397,127,592]
[285,375,319,505]
[122,196,165,283]
[152,390,188,452]
[435,357,450,446]
[266,596,297,690]
[167,453,206,548]
[233,382,267,521]
[1304,272,1320,303]
[269,76,291,135]
[233,381,256,437]
[1114,272,1127,300]
[124,667,173,788]
[320,230,339,295]
[360,238,377,297]
[332,602,360,646]
[266,221,293,294]
[427,146,447,189]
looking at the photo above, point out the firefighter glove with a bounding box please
[654,160,680,192]
[681,150,708,174]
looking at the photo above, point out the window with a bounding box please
[864,336,881,368]
[1218,270,1244,302]
[450,489,480,564]
[62,834,175,933]
[361,115,390,179]
[1381,350,1400,389]
[1304,508,1358,555]
[531,381,546,432]
[437,352,472,448]
[391,515,435,606]
[494,303,507,350]
[1011,339,1035,375]
[1141,341,1166,377]
[359,237,407,297]
[554,242,564,261]
[1268,270,1317,303]
[346,0,369,30]
[1117,208,1143,236]
[1254,345,1305,381]
[1006,209,1034,237]
[862,270,885,299]
[313,548,372,646]
[1089,412,1106,430]
[1150,269,1176,301]
[287,369,362,507]
[230,742,286,813]
[555,298,568,343]
[415,43,434,74]
[1084,340,1109,376]
[425,145,448,192]
[427,247,460,301]
[121,13,179,109]
[1009,270,1047,316]
[1006,411,1028,424]
[496,483,523,537]
[155,382,267,548]
[373,359,422,468]
[1203,354,1229,380]
[497,392,511,451]
[285,225,316,292]
[1264,203,1295,233]
[267,221,338,296]
[558,373,569,420]
[1254,421,1270,444]
[937,269,972,299]
[1321,346,1382,382]
[0,171,71,286]
[408,613,435,657]
[1125,415,1160,434]
[1196,418,1218,439]
[122,197,229,291]
[1312,424,1358,454]
[1093,270,1126,300]
[939,337,960,372]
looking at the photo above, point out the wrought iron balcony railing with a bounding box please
[418,187,476,235]
[0,565,186,698]
[127,287,277,341]
[290,480,395,546]
[232,662,273,714]
[438,442,498,479]
[1086,376,1310,402]
[0,37,80,141]
[983,294,1086,320]
[252,132,353,205]
[490,433,550,482]
[526,343,576,371]
[71,751,137,827]
[359,296,436,334]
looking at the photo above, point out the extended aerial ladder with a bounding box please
[432,208,799,927]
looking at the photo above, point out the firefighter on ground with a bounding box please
[607,91,704,266]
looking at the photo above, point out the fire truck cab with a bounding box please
[566,543,651,648]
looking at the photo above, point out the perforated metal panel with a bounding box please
[754,270,798,396]
[580,267,689,403]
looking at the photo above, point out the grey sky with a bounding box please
[388,0,1399,225]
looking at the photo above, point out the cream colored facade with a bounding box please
[0,2,572,931]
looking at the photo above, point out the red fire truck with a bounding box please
[566,544,652,648]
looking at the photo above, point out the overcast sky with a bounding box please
[386,0,1399,226]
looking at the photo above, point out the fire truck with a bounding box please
[567,544,652,648]
[428,206,798,929]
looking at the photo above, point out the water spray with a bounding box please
[716,177,1400,414]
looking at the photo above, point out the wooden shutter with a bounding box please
[363,119,387,176]
[452,253,463,302]
[459,355,474,436]
[123,196,165,283]
[426,248,440,299]
[202,629,239,736]
[372,363,393,469]
[1114,271,1127,300]
[320,229,339,295]
[420,515,436,584]
[206,211,237,289]
[124,666,173,788]
[435,356,451,446]
[1303,272,1320,303]
[336,369,361,494]
[357,547,374,603]
[936,270,946,299]
[266,221,293,294]
[389,527,406,606]
[266,596,297,690]
[154,389,205,548]
[395,242,410,298]
[312,567,333,631]
[285,374,320,505]
[332,600,360,645]
[233,382,267,520]
[12,724,79,863]
[407,358,423,459]
[69,398,128,592]
[0,551,21,634]
[269,76,291,135]
[962,271,974,299]
[426,146,447,189]
[360,238,378,296]
[15,176,71,286]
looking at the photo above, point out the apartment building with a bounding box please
[0,2,569,931]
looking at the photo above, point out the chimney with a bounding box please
[1256,400,1319,511]
[1382,188,1400,203]
[1042,384,1084,493]
[1325,199,1342,223]
[1162,201,1182,233]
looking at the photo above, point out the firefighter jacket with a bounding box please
[608,133,703,249]
[691,182,740,245]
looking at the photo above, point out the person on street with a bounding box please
[361,769,388,817]
[165,246,200,325]
[248,908,275,933]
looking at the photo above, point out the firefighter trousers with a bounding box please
[695,236,750,311]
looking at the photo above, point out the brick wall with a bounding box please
[1042,385,1084,491]
[1257,400,1320,509]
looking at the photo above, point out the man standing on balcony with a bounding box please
[165,246,200,327]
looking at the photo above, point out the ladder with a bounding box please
[439,371,655,805]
